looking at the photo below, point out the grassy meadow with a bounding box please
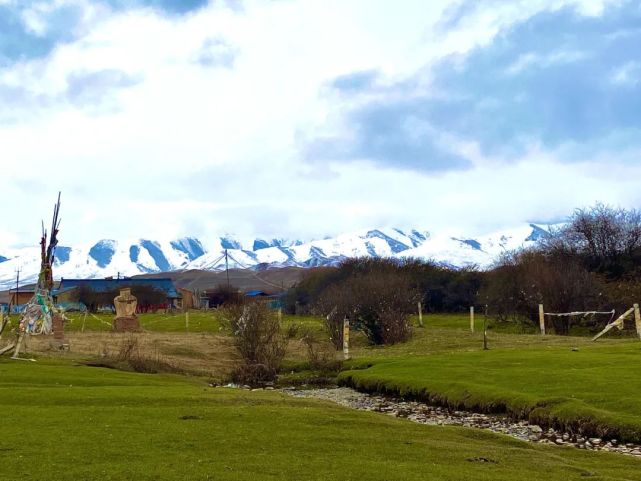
[1,359,641,481]
[1,311,641,479]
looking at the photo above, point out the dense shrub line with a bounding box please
[285,204,641,335]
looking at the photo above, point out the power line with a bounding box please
[225,251,287,291]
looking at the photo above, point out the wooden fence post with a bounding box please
[470,306,475,333]
[483,304,489,350]
[418,302,423,327]
[634,303,641,339]
[12,332,25,359]
[343,318,350,360]
[0,309,6,339]
[539,304,545,335]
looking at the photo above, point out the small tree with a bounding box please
[314,267,420,346]
[313,283,353,350]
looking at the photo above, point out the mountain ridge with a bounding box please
[0,225,553,291]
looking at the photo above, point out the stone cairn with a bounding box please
[112,288,140,332]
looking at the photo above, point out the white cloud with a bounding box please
[0,0,637,250]
[505,50,588,75]
[611,61,641,86]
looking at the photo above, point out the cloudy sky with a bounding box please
[1,0,640,248]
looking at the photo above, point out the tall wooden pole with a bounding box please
[343,318,350,360]
[634,303,641,339]
[417,302,423,327]
[470,306,475,333]
[539,304,546,335]
[483,305,488,350]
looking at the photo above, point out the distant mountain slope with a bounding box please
[0,225,552,291]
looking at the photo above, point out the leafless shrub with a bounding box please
[314,267,420,345]
[285,323,300,340]
[98,334,183,374]
[117,334,139,361]
[301,328,341,372]
[480,249,604,334]
[313,284,353,350]
[221,301,288,385]
[545,203,641,278]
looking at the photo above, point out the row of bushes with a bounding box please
[207,203,641,385]
[284,204,641,336]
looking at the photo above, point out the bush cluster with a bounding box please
[285,204,641,336]
[221,301,288,385]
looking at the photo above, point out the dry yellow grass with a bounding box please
[21,330,313,380]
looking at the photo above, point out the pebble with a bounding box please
[282,387,641,457]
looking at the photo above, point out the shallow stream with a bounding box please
[281,386,641,457]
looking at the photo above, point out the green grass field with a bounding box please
[1,359,640,481]
[3,311,641,479]
[340,341,641,442]
[58,311,321,334]
[60,311,224,333]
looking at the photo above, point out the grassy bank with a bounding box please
[1,359,640,480]
[339,342,641,442]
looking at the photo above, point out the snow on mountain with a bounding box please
[252,238,303,251]
[0,237,204,291]
[398,224,547,268]
[0,225,553,291]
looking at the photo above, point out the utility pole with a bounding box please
[14,267,21,310]
[224,249,230,288]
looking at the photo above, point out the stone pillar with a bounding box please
[113,288,140,332]
[50,313,69,350]
[53,313,65,340]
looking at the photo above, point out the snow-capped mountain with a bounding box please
[0,225,552,291]
[0,237,205,291]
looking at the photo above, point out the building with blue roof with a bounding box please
[54,277,180,312]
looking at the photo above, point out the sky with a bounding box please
[1,0,641,249]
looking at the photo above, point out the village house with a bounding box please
[54,278,181,312]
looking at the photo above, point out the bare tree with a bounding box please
[221,301,288,384]
[546,203,641,277]
[314,268,420,345]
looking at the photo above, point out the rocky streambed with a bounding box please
[282,387,641,457]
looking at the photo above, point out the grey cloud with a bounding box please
[306,1,641,171]
[0,68,141,124]
[330,70,379,93]
[304,99,472,172]
[66,69,142,107]
[196,38,237,68]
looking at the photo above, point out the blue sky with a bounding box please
[1,0,640,248]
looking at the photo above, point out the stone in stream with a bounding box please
[279,387,641,457]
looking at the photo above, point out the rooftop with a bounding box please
[57,278,179,298]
